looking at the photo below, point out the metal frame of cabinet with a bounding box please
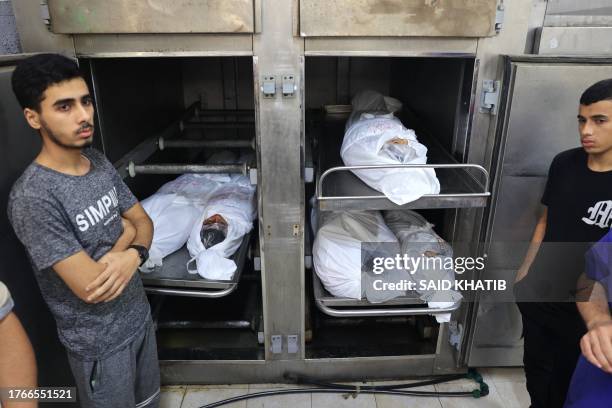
[6,0,609,385]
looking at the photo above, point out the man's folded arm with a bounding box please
[83,203,153,304]
[121,202,153,250]
[52,251,108,304]
[110,217,137,253]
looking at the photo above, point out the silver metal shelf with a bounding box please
[141,233,251,298]
[128,162,249,177]
[114,104,256,180]
[314,112,490,211]
[317,164,489,211]
[312,268,460,317]
[158,137,255,150]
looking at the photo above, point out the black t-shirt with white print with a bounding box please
[524,147,612,304]
[542,148,612,243]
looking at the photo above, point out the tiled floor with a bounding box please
[159,367,530,408]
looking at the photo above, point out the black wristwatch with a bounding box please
[128,245,149,267]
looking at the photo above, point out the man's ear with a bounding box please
[23,108,42,130]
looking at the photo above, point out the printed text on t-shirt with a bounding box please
[75,187,119,232]
[582,200,612,228]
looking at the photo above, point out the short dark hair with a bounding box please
[580,79,612,106]
[11,53,83,111]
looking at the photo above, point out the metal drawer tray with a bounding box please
[312,268,460,317]
[141,233,251,298]
[314,113,490,212]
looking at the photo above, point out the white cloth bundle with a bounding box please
[140,173,223,271]
[384,210,462,323]
[341,91,440,205]
[345,90,403,130]
[186,176,256,281]
[157,173,229,197]
[313,211,411,303]
[140,194,203,271]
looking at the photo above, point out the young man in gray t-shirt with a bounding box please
[8,54,160,408]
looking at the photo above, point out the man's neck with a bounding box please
[587,150,612,172]
[35,143,88,176]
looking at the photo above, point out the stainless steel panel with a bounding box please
[299,0,497,37]
[465,0,532,172]
[469,57,612,367]
[305,38,478,56]
[253,0,306,361]
[536,27,612,55]
[468,295,524,367]
[545,0,612,27]
[254,0,262,33]
[11,0,74,54]
[547,0,612,14]
[459,0,533,369]
[501,63,598,174]
[74,34,253,57]
[485,176,546,270]
[48,0,254,34]
[292,0,299,37]
[525,0,548,54]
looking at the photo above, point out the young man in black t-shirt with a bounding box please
[514,78,612,408]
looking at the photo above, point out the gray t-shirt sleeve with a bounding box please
[0,281,13,320]
[91,149,138,214]
[10,196,83,271]
[111,170,138,214]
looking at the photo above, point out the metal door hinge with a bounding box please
[270,335,282,354]
[287,335,299,354]
[40,2,51,26]
[282,75,296,98]
[495,4,505,33]
[261,76,276,98]
[480,80,501,115]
